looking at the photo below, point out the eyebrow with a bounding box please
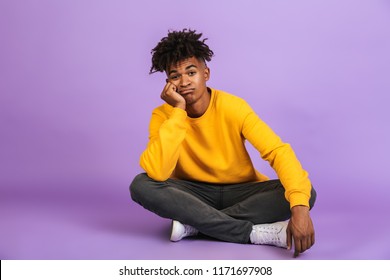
[168,64,198,75]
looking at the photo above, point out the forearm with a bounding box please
[267,143,312,208]
[241,104,311,207]
[140,108,187,181]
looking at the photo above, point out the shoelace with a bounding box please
[251,227,283,246]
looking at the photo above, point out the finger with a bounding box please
[163,81,172,91]
[286,226,292,250]
[293,238,301,258]
[161,83,176,99]
[294,248,300,257]
[166,82,177,94]
[305,233,315,252]
[300,238,308,253]
[304,233,314,251]
[311,232,315,246]
[161,82,171,98]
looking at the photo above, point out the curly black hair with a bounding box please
[150,29,214,74]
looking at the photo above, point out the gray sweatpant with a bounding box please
[130,173,317,243]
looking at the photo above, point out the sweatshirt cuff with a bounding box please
[171,107,187,120]
[289,192,310,209]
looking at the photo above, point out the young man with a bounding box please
[130,29,316,257]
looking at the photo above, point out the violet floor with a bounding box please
[1,182,389,260]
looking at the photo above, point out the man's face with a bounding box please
[166,57,210,106]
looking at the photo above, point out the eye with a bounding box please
[188,71,196,76]
[170,75,180,80]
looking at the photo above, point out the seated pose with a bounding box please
[130,29,316,257]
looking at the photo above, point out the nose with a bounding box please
[179,74,191,87]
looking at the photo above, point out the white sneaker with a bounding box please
[170,220,199,242]
[250,220,288,248]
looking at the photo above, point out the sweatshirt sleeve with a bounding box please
[140,107,188,181]
[239,101,312,208]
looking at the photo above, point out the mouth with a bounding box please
[179,89,195,95]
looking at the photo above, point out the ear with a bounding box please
[204,67,210,81]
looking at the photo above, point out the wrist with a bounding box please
[175,102,186,110]
[291,205,309,214]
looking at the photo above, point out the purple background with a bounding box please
[1,0,390,259]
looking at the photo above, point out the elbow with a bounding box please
[140,161,170,182]
[140,153,172,182]
[145,170,170,182]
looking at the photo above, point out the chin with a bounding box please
[184,96,194,103]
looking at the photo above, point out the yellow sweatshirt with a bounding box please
[140,88,312,208]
